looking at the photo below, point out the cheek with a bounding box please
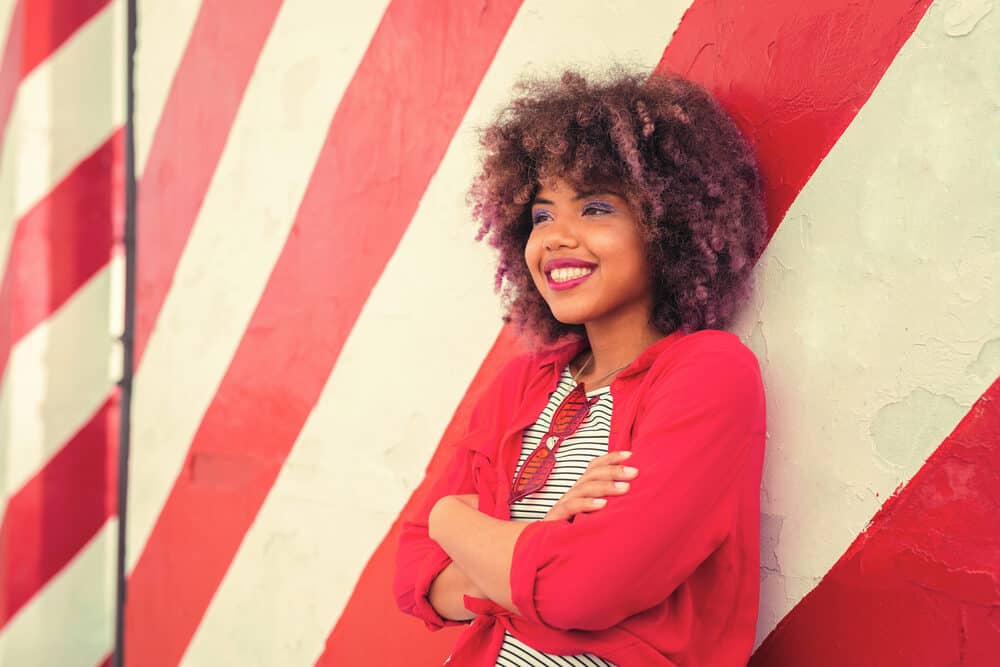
[600,233,650,284]
[524,234,543,280]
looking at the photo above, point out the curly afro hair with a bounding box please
[467,64,768,346]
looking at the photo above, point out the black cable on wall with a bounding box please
[113,0,138,664]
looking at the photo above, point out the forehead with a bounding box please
[533,176,624,202]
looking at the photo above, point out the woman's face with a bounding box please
[524,176,654,329]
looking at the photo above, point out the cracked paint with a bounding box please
[759,513,785,573]
[941,0,994,36]
[870,387,965,468]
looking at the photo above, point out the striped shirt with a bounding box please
[495,364,617,667]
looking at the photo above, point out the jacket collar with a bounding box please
[533,328,688,380]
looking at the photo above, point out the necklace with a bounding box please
[571,352,632,391]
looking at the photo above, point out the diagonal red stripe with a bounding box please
[21,0,109,76]
[0,1,23,156]
[320,0,936,664]
[0,0,109,156]
[0,130,120,381]
[750,377,1000,665]
[133,0,285,366]
[658,0,935,239]
[123,2,523,664]
[0,396,118,629]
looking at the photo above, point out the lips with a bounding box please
[543,258,597,291]
[543,258,597,273]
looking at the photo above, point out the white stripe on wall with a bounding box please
[0,262,116,521]
[736,2,1000,648]
[181,2,697,664]
[0,520,117,667]
[134,0,203,176]
[126,0,393,574]
[0,0,124,277]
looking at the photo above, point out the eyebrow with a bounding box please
[532,190,620,206]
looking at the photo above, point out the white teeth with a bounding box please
[549,266,593,283]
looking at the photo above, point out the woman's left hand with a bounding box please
[542,450,637,522]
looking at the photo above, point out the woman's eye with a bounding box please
[583,202,614,215]
[531,210,550,225]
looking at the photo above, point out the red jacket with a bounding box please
[394,328,767,666]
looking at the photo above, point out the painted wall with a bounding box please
[0,0,123,664]
[0,0,997,665]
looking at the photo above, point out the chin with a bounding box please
[546,304,598,326]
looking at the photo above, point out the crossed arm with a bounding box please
[426,448,638,619]
[427,495,528,618]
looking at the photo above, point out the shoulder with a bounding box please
[629,331,766,444]
[650,329,760,378]
[640,329,764,406]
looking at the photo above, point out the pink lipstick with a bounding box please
[544,258,597,291]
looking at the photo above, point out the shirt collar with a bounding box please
[533,328,688,380]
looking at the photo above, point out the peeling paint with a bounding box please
[760,513,785,574]
[966,337,1000,381]
[748,318,770,367]
[796,213,813,251]
[941,0,994,36]
[870,387,965,468]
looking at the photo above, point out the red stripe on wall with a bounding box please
[658,0,934,240]
[21,0,109,76]
[0,396,117,629]
[0,0,23,153]
[321,0,937,664]
[132,0,284,367]
[0,131,120,381]
[317,326,524,666]
[751,378,1000,664]
[123,2,523,665]
[0,0,109,154]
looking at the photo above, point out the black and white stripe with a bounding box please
[496,364,616,666]
[496,632,616,667]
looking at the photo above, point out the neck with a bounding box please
[578,307,663,385]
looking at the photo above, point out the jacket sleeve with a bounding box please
[508,337,766,631]
[393,352,529,631]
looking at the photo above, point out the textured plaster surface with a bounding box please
[99,0,1000,663]
[751,378,1000,664]
[729,0,999,647]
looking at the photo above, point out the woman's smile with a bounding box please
[544,257,598,290]
[546,266,595,290]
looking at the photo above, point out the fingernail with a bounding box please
[614,482,630,491]
[619,451,633,458]
[593,498,607,506]
[623,466,639,476]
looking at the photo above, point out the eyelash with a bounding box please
[531,203,614,225]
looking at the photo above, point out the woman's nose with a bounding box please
[541,217,579,251]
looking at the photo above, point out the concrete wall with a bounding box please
[0,0,996,665]
[0,0,123,664]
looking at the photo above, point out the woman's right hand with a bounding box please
[542,450,638,522]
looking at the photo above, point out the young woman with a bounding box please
[394,66,768,666]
